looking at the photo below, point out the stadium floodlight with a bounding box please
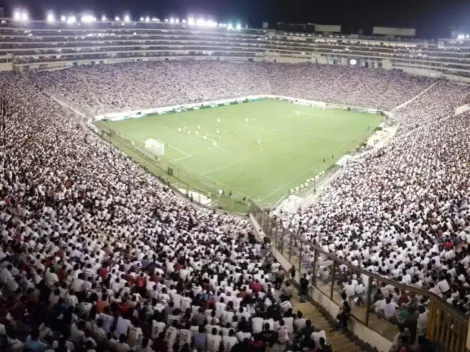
[20,10,30,22]
[182,19,187,24]
[124,15,130,23]
[164,18,169,23]
[67,15,77,24]
[61,15,67,22]
[145,16,150,22]
[236,23,242,31]
[140,17,144,22]
[46,12,55,23]
[13,9,21,21]
[102,15,107,21]
[187,17,195,26]
[227,23,233,30]
[467,34,470,39]
[169,17,175,24]
[115,16,120,21]
[175,18,180,24]
[81,15,95,23]
[197,18,206,27]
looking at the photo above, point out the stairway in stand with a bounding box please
[291,290,378,352]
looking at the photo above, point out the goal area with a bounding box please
[145,138,165,156]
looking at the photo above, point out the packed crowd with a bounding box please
[30,61,435,115]
[278,78,470,324]
[0,71,337,352]
[2,60,468,352]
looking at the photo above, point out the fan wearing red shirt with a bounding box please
[125,272,135,285]
[174,262,183,272]
[54,250,65,259]
[57,266,67,282]
[97,266,109,280]
[444,241,453,250]
[135,274,147,295]
[251,280,262,293]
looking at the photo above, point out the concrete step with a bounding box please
[290,290,375,352]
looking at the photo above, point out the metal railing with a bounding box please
[250,201,469,352]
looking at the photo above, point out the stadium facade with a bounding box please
[1,17,470,81]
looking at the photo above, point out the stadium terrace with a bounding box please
[0,12,470,82]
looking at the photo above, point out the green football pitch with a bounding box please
[96,99,381,211]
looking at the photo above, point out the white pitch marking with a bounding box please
[173,155,193,161]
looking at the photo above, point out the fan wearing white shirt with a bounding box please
[178,323,192,348]
[383,297,399,320]
[215,298,227,318]
[437,276,450,294]
[207,328,222,352]
[294,311,307,332]
[283,314,294,334]
[344,280,356,300]
[222,329,238,352]
[164,321,179,349]
[151,319,166,339]
[277,319,289,344]
[311,327,326,346]
[114,316,132,339]
[252,315,264,334]
[181,295,192,312]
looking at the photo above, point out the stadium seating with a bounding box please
[30,61,435,115]
[0,60,469,352]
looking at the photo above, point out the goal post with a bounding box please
[145,138,165,156]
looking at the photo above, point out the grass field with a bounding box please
[96,99,381,211]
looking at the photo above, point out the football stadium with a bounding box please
[2,5,470,352]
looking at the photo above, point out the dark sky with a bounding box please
[1,0,469,38]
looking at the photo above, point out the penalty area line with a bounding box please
[173,155,193,162]
[167,145,191,158]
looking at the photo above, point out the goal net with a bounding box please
[145,138,165,156]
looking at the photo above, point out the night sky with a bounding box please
[0,0,469,38]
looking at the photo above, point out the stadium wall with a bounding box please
[393,65,443,78]
[94,95,387,122]
[95,96,265,121]
[314,24,342,33]
[372,27,416,37]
